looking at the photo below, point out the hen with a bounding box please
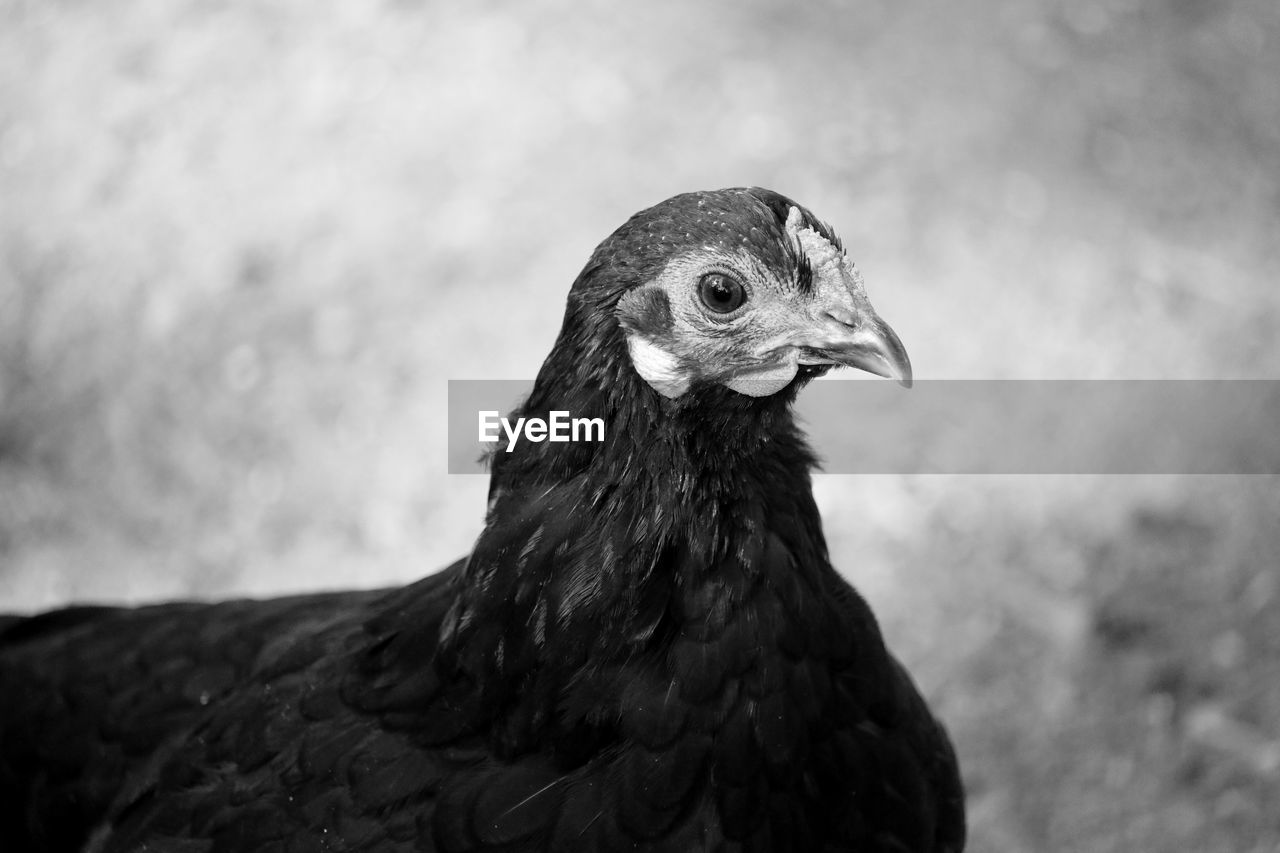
[0,187,965,852]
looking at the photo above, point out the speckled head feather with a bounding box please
[524,187,909,411]
[491,187,912,497]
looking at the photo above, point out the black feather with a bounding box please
[1,188,965,853]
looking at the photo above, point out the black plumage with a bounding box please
[1,187,965,852]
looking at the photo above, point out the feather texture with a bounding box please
[1,188,964,852]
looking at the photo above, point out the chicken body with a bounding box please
[1,188,965,852]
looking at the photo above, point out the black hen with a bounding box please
[0,188,965,852]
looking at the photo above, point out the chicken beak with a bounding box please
[802,309,914,388]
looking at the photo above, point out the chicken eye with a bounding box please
[698,273,747,314]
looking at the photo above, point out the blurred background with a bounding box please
[2,0,1278,848]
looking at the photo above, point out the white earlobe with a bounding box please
[626,336,690,398]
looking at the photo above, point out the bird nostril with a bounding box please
[822,307,859,328]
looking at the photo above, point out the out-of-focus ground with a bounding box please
[2,0,1278,849]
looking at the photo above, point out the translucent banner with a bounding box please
[448,380,1280,475]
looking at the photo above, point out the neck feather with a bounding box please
[455,310,832,664]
